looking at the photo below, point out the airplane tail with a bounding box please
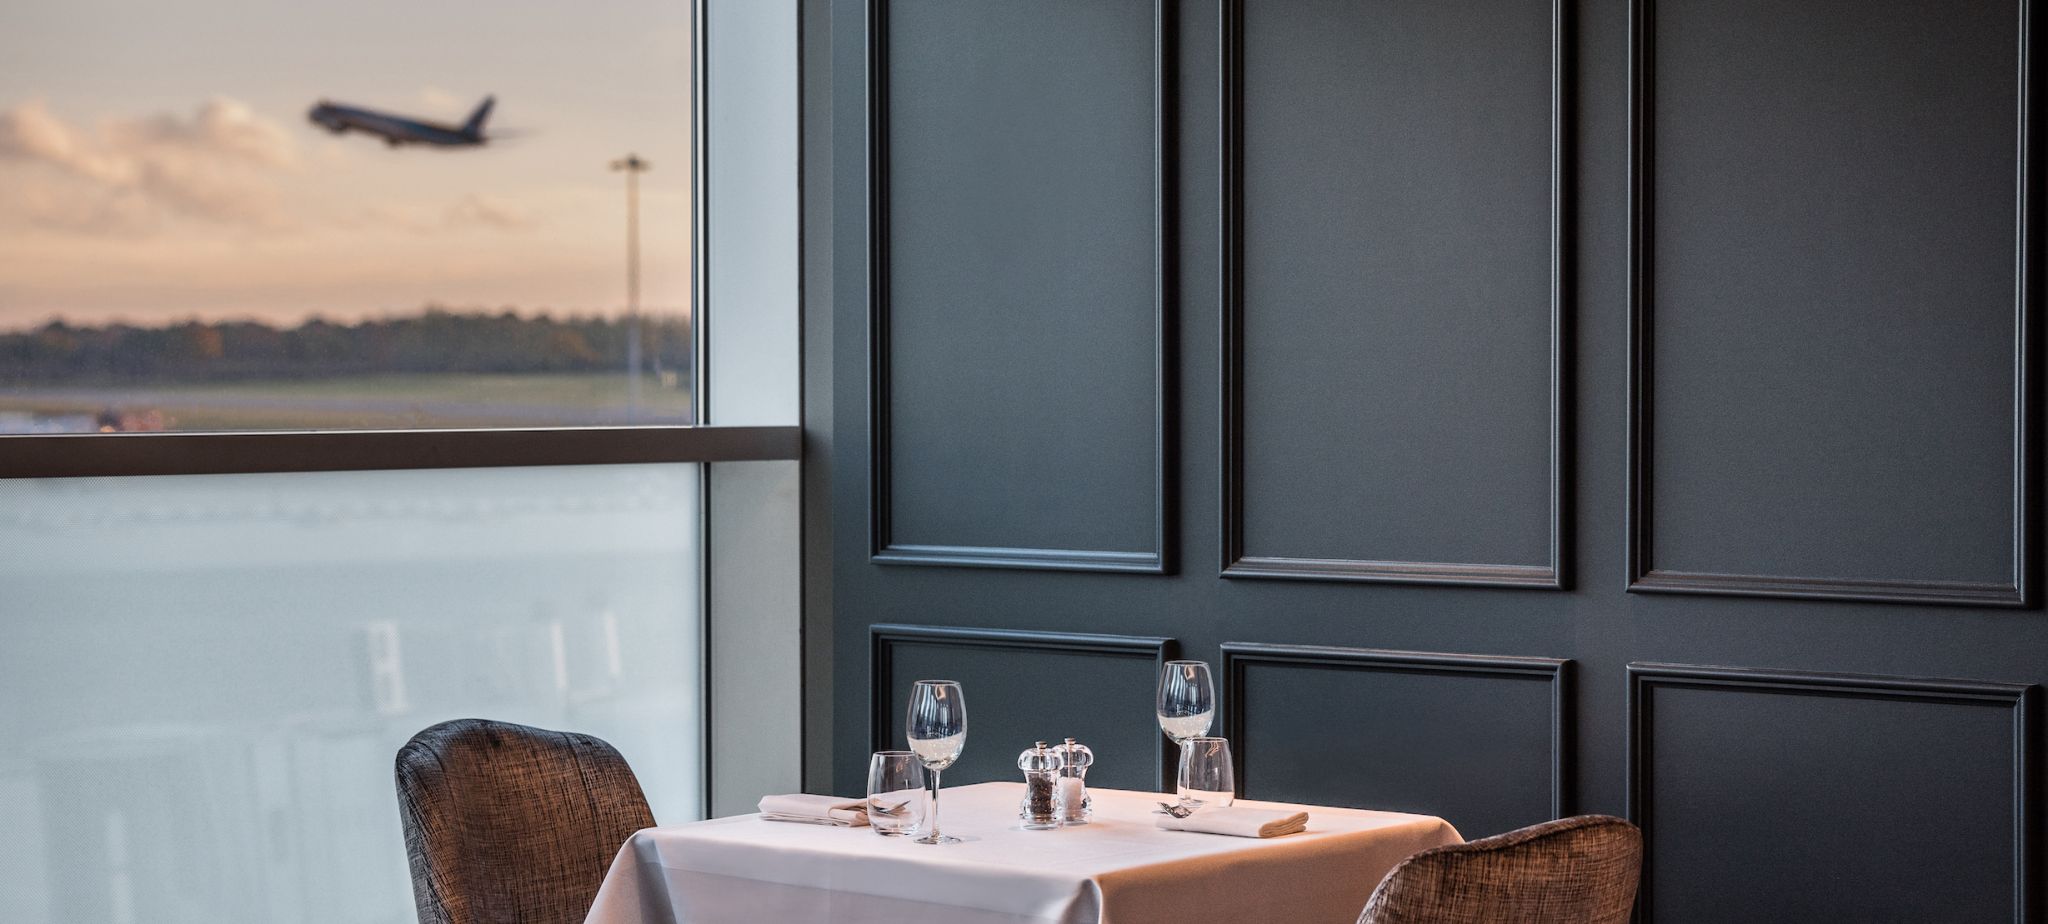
[462,96,495,138]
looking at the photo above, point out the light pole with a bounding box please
[610,153,650,420]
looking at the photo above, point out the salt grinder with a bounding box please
[1052,737,1094,825]
[1018,741,1062,830]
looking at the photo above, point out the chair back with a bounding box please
[1358,814,1643,924]
[395,718,655,924]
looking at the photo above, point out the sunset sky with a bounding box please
[0,0,694,331]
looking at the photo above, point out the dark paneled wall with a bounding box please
[1627,665,2034,921]
[1629,0,2029,606]
[868,0,1172,572]
[813,0,2043,920]
[1222,644,1570,839]
[1224,0,1564,587]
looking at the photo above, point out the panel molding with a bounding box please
[1623,0,2036,607]
[1218,0,1571,589]
[1626,662,2040,923]
[1220,642,1574,820]
[870,624,1178,789]
[866,0,1178,574]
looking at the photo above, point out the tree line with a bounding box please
[0,309,693,385]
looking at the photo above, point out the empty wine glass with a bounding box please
[906,680,967,845]
[1156,661,1215,804]
[1178,736,1236,810]
[866,750,926,837]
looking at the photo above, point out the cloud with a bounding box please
[0,102,134,184]
[109,98,297,168]
[0,98,298,232]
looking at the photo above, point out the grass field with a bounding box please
[0,373,695,430]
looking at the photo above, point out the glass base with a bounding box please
[914,833,961,845]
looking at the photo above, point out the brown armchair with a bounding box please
[395,718,655,924]
[1359,814,1643,924]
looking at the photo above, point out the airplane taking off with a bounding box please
[308,96,495,147]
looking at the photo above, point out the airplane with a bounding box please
[307,95,496,147]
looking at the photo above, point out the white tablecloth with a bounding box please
[583,782,1460,924]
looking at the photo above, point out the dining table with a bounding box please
[582,781,1462,924]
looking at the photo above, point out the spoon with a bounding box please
[869,799,913,817]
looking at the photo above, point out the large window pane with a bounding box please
[0,0,694,431]
[0,464,703,924]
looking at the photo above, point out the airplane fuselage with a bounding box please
[307,101,486,147]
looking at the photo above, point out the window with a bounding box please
[0,0,695,432]
[0,465,705,923]
[0,4,806,922]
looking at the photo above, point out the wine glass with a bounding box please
[1177,736,1236,810]
[1156,660,1215,804]
[906,680,967,845]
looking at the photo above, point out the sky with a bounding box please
[0,0,694,331]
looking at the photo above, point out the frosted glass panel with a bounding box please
[0,464,702,924]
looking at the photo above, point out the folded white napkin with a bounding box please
[757,793,869,827]
[1156,806,1308,838]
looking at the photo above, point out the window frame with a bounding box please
[0,425,800,478]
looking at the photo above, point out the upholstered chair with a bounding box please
[395,718,655,924]
[1358,814,1643,924]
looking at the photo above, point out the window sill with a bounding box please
[0,425,801,478]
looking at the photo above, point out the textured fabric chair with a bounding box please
[395,718,655,924]
[1358,814,1643,924]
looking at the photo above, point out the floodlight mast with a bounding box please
[610,153,651,420]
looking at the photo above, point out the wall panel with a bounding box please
[1628,664,2037,922]
[868,0,1175,572]
[1626,0,2032,605]
[1221,0,1567,587]
[1223,644,1570,839]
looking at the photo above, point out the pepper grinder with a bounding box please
[1052,737,1094,825]
[1017,741,1062,830]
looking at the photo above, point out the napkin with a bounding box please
[1155,806,1308,838]
[758,793,870,827]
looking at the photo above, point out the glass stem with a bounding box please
[1175,739,1190,805]
[926,768,942,838]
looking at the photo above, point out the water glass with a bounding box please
[1177,736,1236,810]
[866,750,926,837]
